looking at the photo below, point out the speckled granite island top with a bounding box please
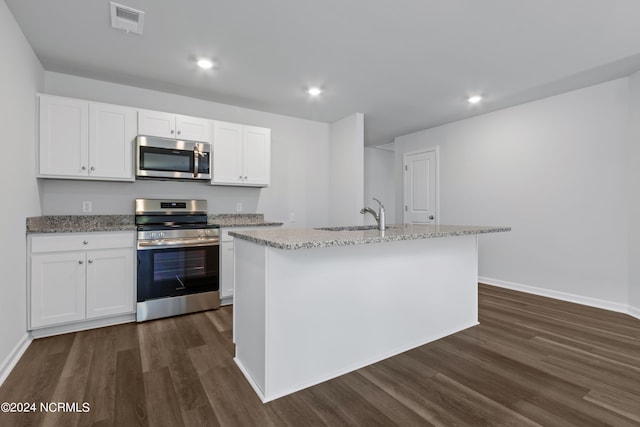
[229,224,511,250]
[27,214,282,233]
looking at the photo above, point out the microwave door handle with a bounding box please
[193,148,199,178]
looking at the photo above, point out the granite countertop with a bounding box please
[27,214,282,233]
[229,224,511,250]
[26,215,136,233]
[208,214,283,228]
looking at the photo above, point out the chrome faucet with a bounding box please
[360,197,386,231]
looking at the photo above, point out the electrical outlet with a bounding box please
[289,212,296,222]
[236,202,243,213]
[82,201,92,213]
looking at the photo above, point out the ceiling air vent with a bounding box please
[110,2,145,35]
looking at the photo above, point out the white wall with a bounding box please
[629,72,640,316]
[328,113,364,226]
[0,0,43,383]
[41,72,331,228]
[363,147,395,225]
[394,79,632,311]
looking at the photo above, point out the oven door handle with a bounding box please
[137,238,220,250]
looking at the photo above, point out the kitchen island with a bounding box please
[229,224,510,402]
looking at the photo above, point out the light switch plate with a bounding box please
[289,212,296,222]
[82,201,92,213]
[236,202,243,213]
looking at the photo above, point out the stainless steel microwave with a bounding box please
[136,136,211,180]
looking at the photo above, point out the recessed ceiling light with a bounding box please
[307,87,323,96]
[468,95,483,104]
[197,59,214,69]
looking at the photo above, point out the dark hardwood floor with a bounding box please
[1,284,639,426]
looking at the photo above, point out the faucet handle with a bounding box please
[372,198,384,209]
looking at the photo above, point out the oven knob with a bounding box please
[160,232,166,238]
[197,229,204,237]
[150,232,157,239]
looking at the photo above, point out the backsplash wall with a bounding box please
[40,72,332,228]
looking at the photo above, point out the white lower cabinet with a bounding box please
[85,248,134,319]
[220,239,235,300]
[30,252,86,328]
[220,226,280,302]
[29,232,135,330]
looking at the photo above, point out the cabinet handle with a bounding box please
[78,260,84,265]
[83,240,88,245]
[88,259,94,264]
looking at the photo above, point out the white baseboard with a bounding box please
[479,276,637,317]
[629,305,640,320]
[30,313,135,339]
[0,334,32,388]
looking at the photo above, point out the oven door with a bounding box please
[137,244,219,302]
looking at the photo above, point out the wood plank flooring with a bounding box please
[1,284,639,426]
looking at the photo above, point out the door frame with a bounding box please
[403,146,440,224]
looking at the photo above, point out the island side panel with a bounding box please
[233,238,268,398]
[263,234,479,402]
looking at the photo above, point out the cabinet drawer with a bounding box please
[31,232,134,253]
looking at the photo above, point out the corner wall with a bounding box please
[328,113,364,226]
[628,71,640,317]
[0,0,43,385]
[394,79,631,312]
[364,147,395,225]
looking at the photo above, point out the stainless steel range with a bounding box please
[135,198,220,322]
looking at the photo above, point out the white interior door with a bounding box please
[404,148,438,224]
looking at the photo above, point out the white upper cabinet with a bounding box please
[138,109,212,142]
[243,126,271,187]
[212,121,271,187]
[89,103,137,180]
[38,95,136,181]
[39,95,89,178]
[212,121,243,184]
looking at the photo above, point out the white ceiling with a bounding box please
[6,0,640,146]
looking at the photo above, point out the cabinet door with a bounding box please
[138,109,176,138]
[30,252,86,329]
[220,240,235,298]
[176,114,212,142]
[212,121,244,185]
[39,95,89,177]
[242,126,271,187]
[86,248,135,319]
[89,103,137,180]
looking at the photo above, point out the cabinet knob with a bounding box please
[88,259,94,264]
[177,130,181,135]
[239,176,242,179]
[170,129,175,134]
[81,166,86,171]
[244,176,248,180]
[90,166,95,171]
[78,260,84,265]
[83,240,88,245]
